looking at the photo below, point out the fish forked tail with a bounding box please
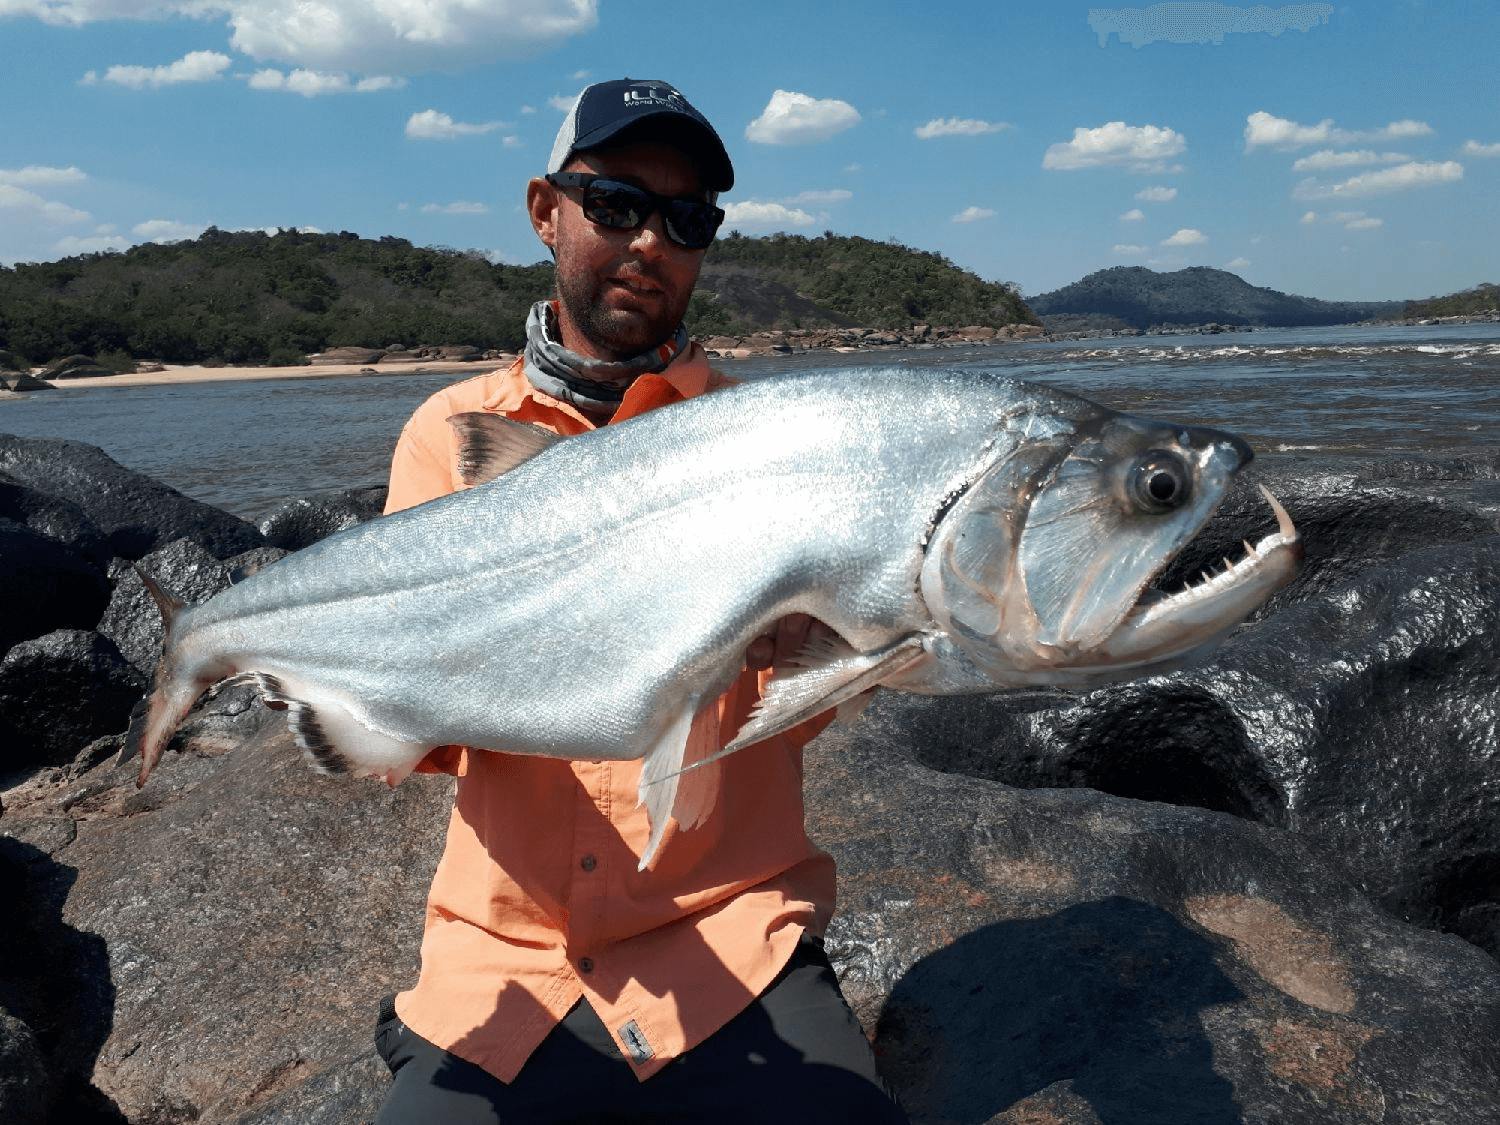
[118,567,216,787]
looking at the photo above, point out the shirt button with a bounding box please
[578,957,595,974]
[580,854,597,872]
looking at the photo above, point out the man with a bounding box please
[373,79,907,1122]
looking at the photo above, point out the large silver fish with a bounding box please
[125,367,1301,867]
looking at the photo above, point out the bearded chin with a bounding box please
[559,271,686,361]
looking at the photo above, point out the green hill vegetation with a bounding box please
[1403,283,1499,319]
[0,228,1035,367]
[1029,266,1401,329]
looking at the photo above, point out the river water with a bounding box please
[2,322,1496,521]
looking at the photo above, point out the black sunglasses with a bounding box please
[545,172,725,250]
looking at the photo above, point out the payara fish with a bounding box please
[123,367,1301,867]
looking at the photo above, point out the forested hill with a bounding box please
[1403,283,1500,319]
[1029,266,1401,330]
[0,228,1036,367]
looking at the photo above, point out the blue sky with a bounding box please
[1,1,1495,300]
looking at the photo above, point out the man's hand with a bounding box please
[745,613,837,672]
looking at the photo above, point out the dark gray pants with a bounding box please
[374,935,908,1124]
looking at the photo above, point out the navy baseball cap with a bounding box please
[547,78,734,192]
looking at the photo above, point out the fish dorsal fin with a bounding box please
[446,412,563,486]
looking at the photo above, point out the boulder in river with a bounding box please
[0,435,264,560]
[0,472,110,566]
[306,347,383,366]
[256,486,388,552]
[0,371,54,392]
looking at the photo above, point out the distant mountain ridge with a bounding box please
[1030,266,1401,330]
[1404,283,1499,320]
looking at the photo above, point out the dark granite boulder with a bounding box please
[0,371,54,392]
[0,631,143,771]
[257,485,388,551]
[889,535,1500,963]
[96,538,289,674]
[0,434,263,560]
[804,719,1500,1124]
[40,355,113,380]
[0,472,110,564]
[0,520,109,654]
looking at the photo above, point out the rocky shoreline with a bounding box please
[1,434,1499,1122]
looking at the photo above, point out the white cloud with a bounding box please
[745,90,861,145]
[1043,121,1186,172]
[405,108,506,139]
[784,189,852,205]
[952,206,996,223]
[1291,149,1410,171]
[1293,160,1463,199]
[15,0,597,72]
[914,117,1010,139]
[1112,244,1147,255]
[1462,140,1500,158]
[502,135,522,148]
[420,201,489,214]
[1120,207,1145,222]
[1244,110,1434,151]
[95,49,230,89]
[549,91,581,112]
[843,163,862,173]
[569,68,589,79]
[519,104,536,114]
[250,68,405,96]
[1225,257,1251,270]
[0,183,89,224]
[721,200,815,229]
[132,218,206,241]
[0,165,87,187]
[53,233,130,255]
[1134,185,1176,202]
[1301,210,1317,223]
[1344,216,1382,230]
[1162,228,1207,246]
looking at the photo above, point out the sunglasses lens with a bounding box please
[582,182,648,230]
[664,201,723,250]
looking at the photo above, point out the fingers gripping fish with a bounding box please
[122,367,1301,869]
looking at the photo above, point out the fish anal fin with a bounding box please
[253,673,426,786]
[636,700,698,872]
[728,634,928,756]
[447,411,563,487]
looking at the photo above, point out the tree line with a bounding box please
[0,228,1035,367]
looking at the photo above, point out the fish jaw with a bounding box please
[1093,485,1302,669]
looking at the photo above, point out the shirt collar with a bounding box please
[481,341,716,427]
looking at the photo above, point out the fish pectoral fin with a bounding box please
[253,673,428,786]
[726,633,928,754]
[636,699,701,872]
[446,412,563,486]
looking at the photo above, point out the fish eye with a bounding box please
[1129,451,1191,512]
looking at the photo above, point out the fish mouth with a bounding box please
[1108,485,1302,660]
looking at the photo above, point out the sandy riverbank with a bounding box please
[15,358,512,392]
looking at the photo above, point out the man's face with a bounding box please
[529,140,710,361]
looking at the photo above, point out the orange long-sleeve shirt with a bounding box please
[386,345,837,1083]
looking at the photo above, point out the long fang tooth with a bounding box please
[1223,557,1234,571]
[1257,484,1298,540]
[1243,539,1257,557]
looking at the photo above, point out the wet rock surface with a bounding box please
[0,434,264,560]
[257,485,387,551]
[0,472,112,566]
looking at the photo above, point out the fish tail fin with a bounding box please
[119,567,214,787]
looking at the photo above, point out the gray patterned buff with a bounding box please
[522,300,688,418]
